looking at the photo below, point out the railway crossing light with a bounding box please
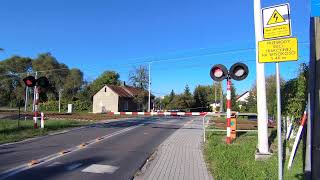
[210,64,228,81]
[229,63,249,81]
[22,76,50,89]
[37,76,49,88]
[23,76,37,87]
[209,62,249,144]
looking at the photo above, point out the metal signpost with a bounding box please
[260,3,298,180]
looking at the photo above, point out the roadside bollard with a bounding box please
[33,116,38,129]
[40,112,44,128]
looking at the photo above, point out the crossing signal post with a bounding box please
[23,76,49,129]
[210,63,249,144]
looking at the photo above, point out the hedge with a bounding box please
[39,100,92,112]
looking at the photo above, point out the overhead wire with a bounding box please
[0,41,311,78]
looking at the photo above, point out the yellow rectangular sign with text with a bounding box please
[258,38,298,63]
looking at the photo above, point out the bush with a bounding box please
[39,100,92,112]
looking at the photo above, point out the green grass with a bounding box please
[0,119,93,144]
[204,132,304,180]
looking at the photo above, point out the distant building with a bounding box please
[236,91,250,109]
[210,101,221,112]
[92,85,153,113]
[236,91,250,103]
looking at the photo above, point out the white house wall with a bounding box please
[93,86,119,113]
[237,92,250,103]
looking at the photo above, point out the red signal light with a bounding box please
[23,76,36,87]
[25,79,33,86]
[210,64,228,81]
[213,68,223,78]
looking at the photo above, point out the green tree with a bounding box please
[282,63,308,118]
[86,71,121,97]
[32,53,69,100]
[243,85,257,113]
[133,91,149,111]
[230,83,240,112]
[241,75,284,116]
[193,85,210,112]
[129,65,149,89]
[169,90,175,102]
[0,56,32,106]
[180,85,193,111]
[63,68,84,100]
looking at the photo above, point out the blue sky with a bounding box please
[0,0,311,97]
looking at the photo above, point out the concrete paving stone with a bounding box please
[135,117,213,180]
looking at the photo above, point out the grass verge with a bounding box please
[204,131,304,180]
[0,119,93,144]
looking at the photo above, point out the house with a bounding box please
[236,91,250,103]
[209,101,221,112]
[92,85,152,113]
[236,91,250,109]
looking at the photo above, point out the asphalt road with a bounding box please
[0,116,192,180]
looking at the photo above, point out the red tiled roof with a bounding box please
[123,86,145,96]
[107,85,146,97]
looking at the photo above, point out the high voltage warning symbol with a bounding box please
[262,4,291,39]
[267,10,285,25]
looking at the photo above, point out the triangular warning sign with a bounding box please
[267,10,285,25]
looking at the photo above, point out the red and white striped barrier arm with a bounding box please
[288,110,308,169]
[107,112,208,116]
[226,79,232,144]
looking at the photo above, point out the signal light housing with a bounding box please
[22,76,50,88]
[37,76,49,88]
[229,63,249,81]
[210,64,228,81]
[23,76,37,87]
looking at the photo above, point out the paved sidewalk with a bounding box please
[135,117,213,180]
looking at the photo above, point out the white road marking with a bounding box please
[47,162,63,167]
[0,125,142,180]
[82,164,119,174]
[66,163,82,171]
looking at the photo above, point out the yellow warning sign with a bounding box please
[267,10,285,25]
[258,37,298,63]
[264,24,290,39]
[262,4,291,39]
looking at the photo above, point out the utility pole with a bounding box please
[220,82,223,113]
[24,87,29,112]
[214,82,217,112]
[253,0,269,155]
[33,71,39,129]
[32,71,38,112]
[148,62,151,112]
[24,86,29,120]
[24,72,29,120]
[309,16,320,180]
[59,89,63,113]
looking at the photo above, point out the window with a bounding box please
[105,88,107,92]
[124,101,129,111]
